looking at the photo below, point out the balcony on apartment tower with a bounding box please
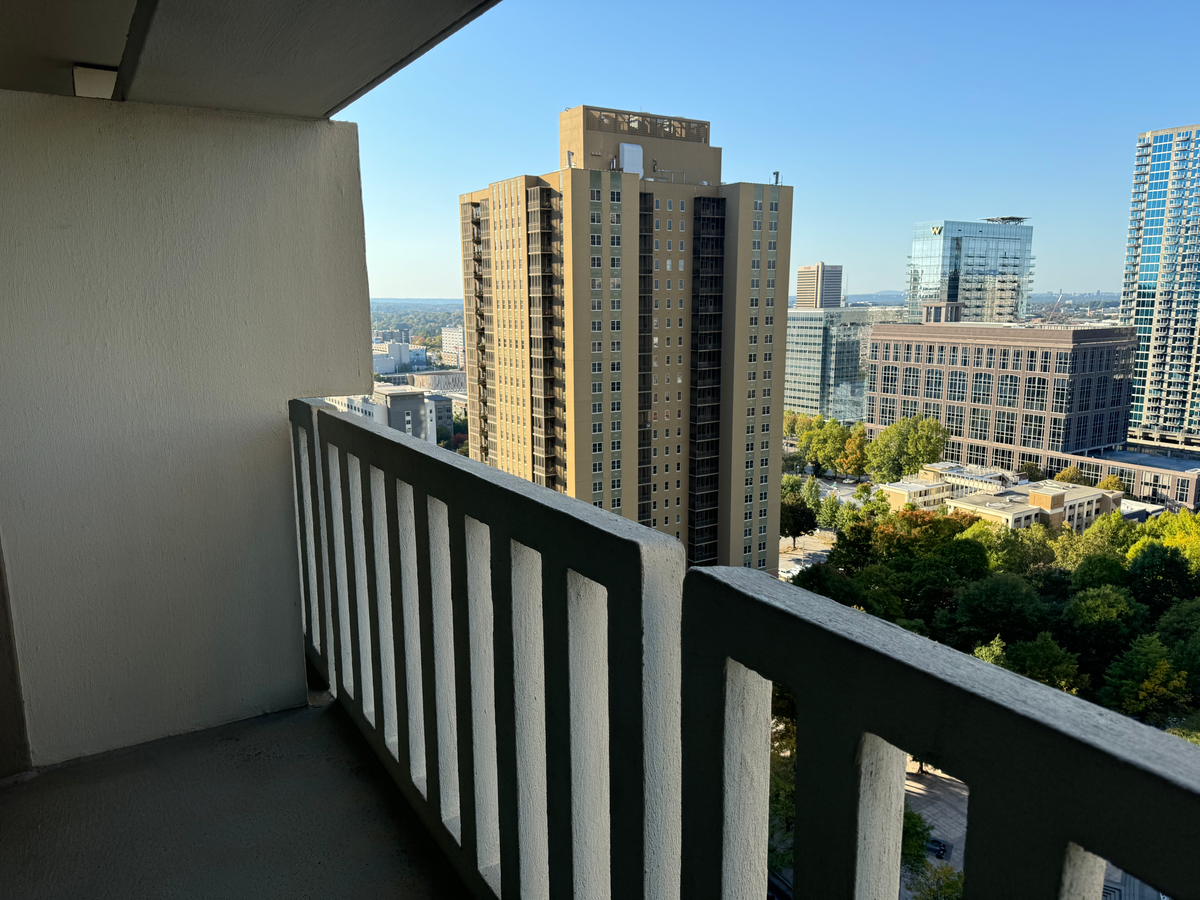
[2,5,1199,900]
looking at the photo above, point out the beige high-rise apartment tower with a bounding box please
[795,261,843,309]
[460,106,792,571]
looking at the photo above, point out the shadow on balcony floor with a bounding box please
[0,701,470,899]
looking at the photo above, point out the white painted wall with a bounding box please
[0,89,371,765]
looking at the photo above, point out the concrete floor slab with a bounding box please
[0,702,469,899]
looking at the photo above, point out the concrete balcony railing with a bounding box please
[288,400,1200,900]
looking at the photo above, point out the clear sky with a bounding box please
[342,0,1199,299]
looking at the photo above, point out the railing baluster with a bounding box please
[320,441,346,702]
[466,516,501,891]
[447,501,478,859]
[410,482,443,823]
[394,480,427,794]
[357,457,383,730]
[428,496,461,840]
[337,447,362,706]
[290,422,313,646]
[541,560,574,897]
[511,540,550,900]
[384,475,413,777]
[490,527,523,899]
[567,571,610,900]
[369,466,398,759]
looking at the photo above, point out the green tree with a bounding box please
[1060,585,1149,683]
[818,493,842,529]
[456,443,470,456]
[815,419,851,475]
[837,423,869,479]
[1098,474,1125,492]
[907,417,949,472]
[1127,541,1193,619]
[1054,465,1091,485]
[908,862,965,900]
[1051,512,1136,570]
[1069,554,1127,594]
[780,500,817,549]
[793,563,865,609]
[952,573,1046,649]
[801,475,822,511]
[851,564,906,620]
[1098,634,1192,726]
[901,804,934,884]
[972,634,1007,665]
[825,520,876,574]
[783,409,800,438]
[780,474,805,504]
[1005,633,1090,695]
[865,419,910,483]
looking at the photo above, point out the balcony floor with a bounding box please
[0,699,469,899]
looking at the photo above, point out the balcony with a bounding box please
[16,403,1194,898]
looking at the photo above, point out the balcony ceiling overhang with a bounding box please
[0,0,499,118]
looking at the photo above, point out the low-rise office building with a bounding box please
[878,462,1026,511]
[947,480,1123,532]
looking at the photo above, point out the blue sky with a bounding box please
[342,0,1199,298]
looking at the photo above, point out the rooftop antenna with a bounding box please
[773,171,780,185]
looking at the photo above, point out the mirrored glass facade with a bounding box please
[784,306,904,422]
[905,220,1035,323]
[1119,125,1200,448]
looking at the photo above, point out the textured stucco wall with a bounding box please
[0,89,371,766]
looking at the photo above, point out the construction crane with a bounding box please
[1048,290,1065,319]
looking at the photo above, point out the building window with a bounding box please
[610,235,621,247]
[944,440,962,463]
[590,189,602,201]
[879,397,897,427]
[610,257,621,269]
[591,234,602,246]
[923,369,943,400]
[610,190,621,202]
[1024,377,1048,411]
[967,444,987,466]
[902,367,920,397]
[994,410,1016,445]
[1021,414,1046,449]
[945,405,965,437]
[947,370,967,403]
[923,402,941,421]
[591,256,601,269]
[994,374,1018,408]
[611,497,622,509]
[1177,479,1191,503]
[1077,377,1092,412]
[971,373,993,405]
[969,408,990,442]
[881,365,898,395]
[992,448,1014,471]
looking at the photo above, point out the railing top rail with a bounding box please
[291,398,682,583]
[690,566,1200,794]
[681,566,1200,899]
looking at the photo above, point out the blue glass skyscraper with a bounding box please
[1121,125,1200,450]
[905,219,1035,324]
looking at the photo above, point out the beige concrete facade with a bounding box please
[947,481,1123,532]
[460,106,790,572]
[794,262,842,309]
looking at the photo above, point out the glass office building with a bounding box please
[784,306,904,422]
[905,219,1035,323]
[1120,125,1200,450]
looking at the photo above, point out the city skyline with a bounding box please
[341,0,1198,300]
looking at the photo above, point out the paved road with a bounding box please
[777,533,834,579]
